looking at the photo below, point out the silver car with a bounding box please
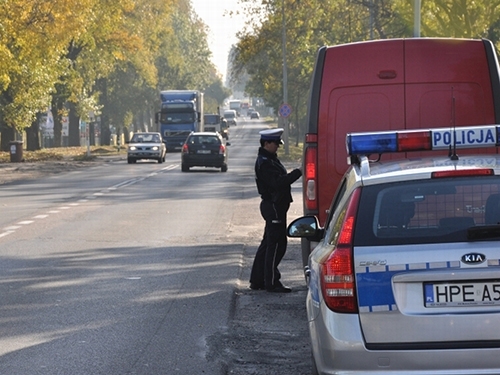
[288,125,500,374]
[127,132,166,164]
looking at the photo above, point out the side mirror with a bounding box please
[287,216,323,241]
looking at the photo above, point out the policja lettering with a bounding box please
[249,128,302,293]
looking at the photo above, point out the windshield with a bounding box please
[161,112,196,124]
[131,133,161,143]
[204,115,219,124]
[354,176,500,246]
[162,130,191,138]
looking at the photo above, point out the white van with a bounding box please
[223,110,237,126]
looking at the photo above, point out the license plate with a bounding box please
[424,280,500,307]
[197,150,211,154]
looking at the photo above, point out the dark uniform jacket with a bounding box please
[255,147,302,209]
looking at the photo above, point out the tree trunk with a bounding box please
[0,124,15,151]
[26,115,41,151]
[52,96,66,148]
[68,102,80,147]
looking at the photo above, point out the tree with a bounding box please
[233,0,500,143]
[0,0,92,149]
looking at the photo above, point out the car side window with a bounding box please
[324,177,348,229]
[319,177,349,245]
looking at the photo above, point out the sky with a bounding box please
[190,0,247,81]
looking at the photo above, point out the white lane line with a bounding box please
[4,226,20,231]
[0,165,177,241]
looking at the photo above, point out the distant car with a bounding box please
[181,132,229,172]
[223,110,237,126]
[250,111,260,119]
[288,124,500,374]
[127,132,166,164]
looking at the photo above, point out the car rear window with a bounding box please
[354,176,500,246]
[187,136,220,145]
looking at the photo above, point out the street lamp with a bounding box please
[281,0,289,155]
[414,0,421,37]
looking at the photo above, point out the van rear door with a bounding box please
[320,40,405,213]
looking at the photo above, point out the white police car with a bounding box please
[288,125,500,374]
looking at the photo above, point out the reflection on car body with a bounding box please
[288,124,500,375]
[127,132,166,164]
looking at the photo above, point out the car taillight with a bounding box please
[304,142,317,211]
[320,188,360,313]
[182,144,189,153]
[219,144,225,154]
[431,169,494,178]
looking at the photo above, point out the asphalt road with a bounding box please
[0,119,311,375]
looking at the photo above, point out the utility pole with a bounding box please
[281,0,289,155]
[413,0,421,37]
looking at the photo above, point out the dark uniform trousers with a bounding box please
[250,199,290,288]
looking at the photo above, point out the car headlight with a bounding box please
[129,146,137,151]
[152,146,159,151]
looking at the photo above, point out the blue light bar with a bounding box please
[346,125,500,156]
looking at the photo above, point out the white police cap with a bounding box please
[259,128,284,143]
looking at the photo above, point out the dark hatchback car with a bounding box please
[181,132,229,172]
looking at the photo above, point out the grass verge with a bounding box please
[0,146,126,163]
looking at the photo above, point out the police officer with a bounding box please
[250,128,302,293]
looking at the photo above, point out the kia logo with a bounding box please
[461,253,486,264]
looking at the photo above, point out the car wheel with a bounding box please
[221,164,228,172]
[181,164,190,172]
[158,157,163,164]
[127,158,135,164]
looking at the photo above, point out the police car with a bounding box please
[288,125,500,374]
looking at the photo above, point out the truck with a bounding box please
[204,113,229,139]
[157,90,204,151]
[228,100,241,116]
[301,37,500,268]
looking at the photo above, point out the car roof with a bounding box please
[354,155,500,187]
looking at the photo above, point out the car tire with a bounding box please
[158,157,163,164]
[221,164,228,172]
[181,164,190,172]
[127,158,136,164]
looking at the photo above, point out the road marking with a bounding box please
[0,163,180,240]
